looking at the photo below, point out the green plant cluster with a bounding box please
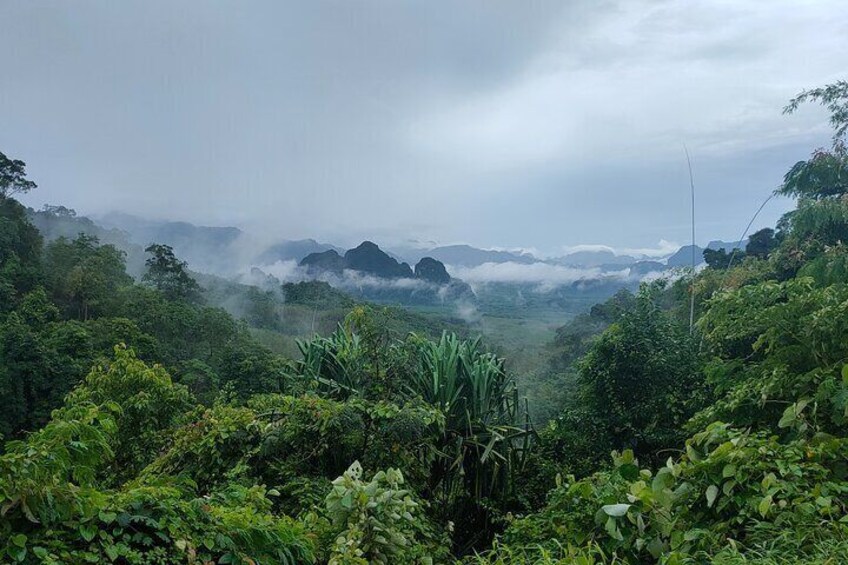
[0,348,316,564]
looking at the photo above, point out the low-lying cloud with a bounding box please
[559,240,681,259]
[254,257,673,298]
[248,260,440,294]
[251,260,305,284]
[446,261,673,295]
[447,261,621,285]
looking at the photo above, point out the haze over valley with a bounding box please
[33,206,744,338]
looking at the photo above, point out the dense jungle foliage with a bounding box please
[2,82,848,563]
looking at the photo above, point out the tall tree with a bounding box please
[779,81,848,201]
[784,80,848,143]
[703,247,736,269]
[142,243,202,303]
[0,151,37,198]
[44,234,132,319]
[745,227,778,259]
[0,176,43,311]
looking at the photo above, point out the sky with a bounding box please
[2,1,846,256]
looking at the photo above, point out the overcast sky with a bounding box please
[2,1,846,255]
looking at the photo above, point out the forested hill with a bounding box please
[0,200,472,430]
[1,81,848,563]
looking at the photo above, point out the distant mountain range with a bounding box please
[85,212,748,281]
[27,207,758,326]
[97,212,245,275]
[98,212,243,249]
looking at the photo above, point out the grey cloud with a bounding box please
[1,1,845,253]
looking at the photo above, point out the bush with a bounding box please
[324,461,447,564]
[495,425,848,563]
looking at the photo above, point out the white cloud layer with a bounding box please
[254,257,672,297]
[249,260,438,293]
[560,239,681,259]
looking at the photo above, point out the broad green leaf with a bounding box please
[685,443,701,462]
[705,485,719,508]
[652,468,674,492]
[8,546,26,562]
[11,534,27,548]
[79,524,97,542]
[647,537,664,558]
[759,494,773,518]
[605,516,623,541]
[601,503,631,517]
[778,404,796,428]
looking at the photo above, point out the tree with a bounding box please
[244,286,281,330]
[61,345,195,481]
[778,81,848,201]
[142,243,202,303]
[0,286,161,440]
[41,204,77,218]
[744,227,778,259]
[694,277,848,436]
[44,234,133,319]
[784,80,848,143]
[0,195,43,311]
[0,151,37,197]
[576,287,706,462]
[776,147,847,200]
[703,247,736,269]
[0,395,316,564]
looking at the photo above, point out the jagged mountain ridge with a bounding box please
[73,211,750,277]
[301,241,449,284]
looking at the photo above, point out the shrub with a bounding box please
[324,461,447,564]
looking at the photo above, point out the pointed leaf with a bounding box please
[601,503,631,517]
[705,485,719,508]
[759,494,773,517]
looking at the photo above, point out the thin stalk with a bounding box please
[725,193,776,272]
[684,144,696,334]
